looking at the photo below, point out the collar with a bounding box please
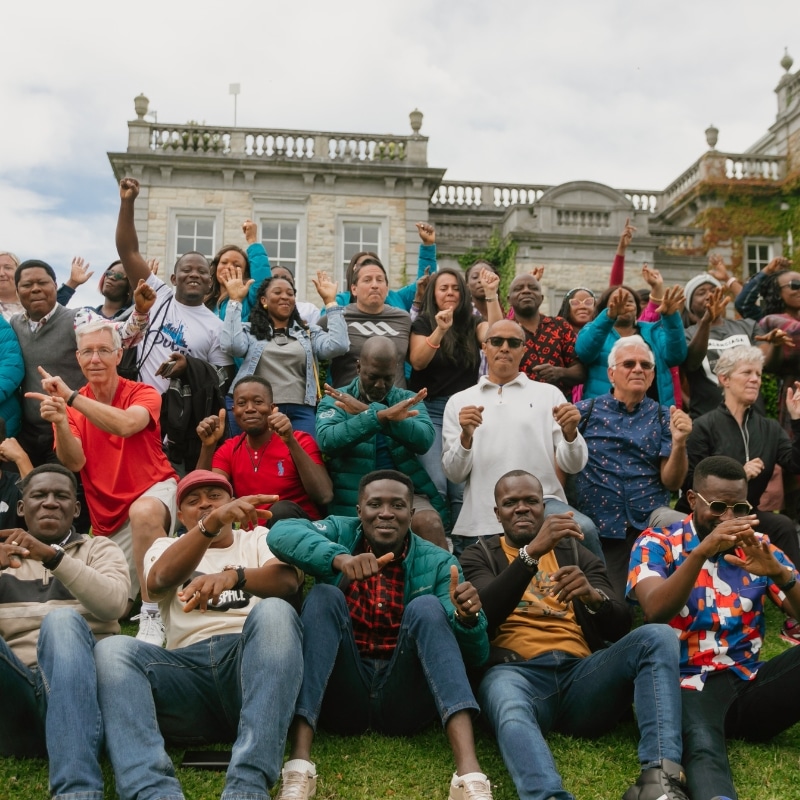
[359,530,410,563]
[478,371,528,390]
[24,304,58,329]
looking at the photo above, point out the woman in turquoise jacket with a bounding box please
[0,316,24,437]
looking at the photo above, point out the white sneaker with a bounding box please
[276,759,317,800]
[449,772,493,800]
[132,610,165,647]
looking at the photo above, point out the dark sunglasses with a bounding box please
[616,359,655,371]
[104,271,127,281]
[779,279,800,291]
[486,336,525,349]
[694,492,753,517]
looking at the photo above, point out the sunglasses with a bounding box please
[569,297,595,308]
[616,359,655,371]
[104,271,127,281]
[486,336,525,349]
[779,279,800,291]
[694,492,753,517]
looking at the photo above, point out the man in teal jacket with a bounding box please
[268,469,493,800]
[316,336,449,547]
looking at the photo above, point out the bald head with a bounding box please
[360,336,398,364]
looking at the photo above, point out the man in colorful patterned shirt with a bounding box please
[628,455,800,800]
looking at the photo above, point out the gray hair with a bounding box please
[75,319,122,350]
[0,251,20,267]
[714,345,764,380]
[608,335,653,368]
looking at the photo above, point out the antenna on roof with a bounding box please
[229,83,241,127]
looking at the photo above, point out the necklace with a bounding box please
[244,439,270,473]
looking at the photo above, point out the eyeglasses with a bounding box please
[615,359,655,371]
[694,492,753,517]
[569,297,595,308]
[104,271,126,281]
[486,336,525,349]
[779,279,800,291]
[77,347,119,360]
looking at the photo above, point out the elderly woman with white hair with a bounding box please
[572,335,693,599]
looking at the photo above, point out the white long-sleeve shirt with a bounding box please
[442,372,588,538]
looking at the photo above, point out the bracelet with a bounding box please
[66,390,79,407]
[518,546,539,570]
[425,337,441,350]
[325,302,338,309]
[485,296,498,302]
[197,515,221,539]
[725,276,737,287]
[648,295,664,303]
[778,573,797,594]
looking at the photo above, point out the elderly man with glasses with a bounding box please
[442,319,600,558]
[27,316,179,646]
[628,455,800,800]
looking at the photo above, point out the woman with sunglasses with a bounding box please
[219,270,349,437]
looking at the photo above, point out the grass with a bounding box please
[2,605,799,799]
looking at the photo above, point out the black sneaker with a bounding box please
[622,759,689,800]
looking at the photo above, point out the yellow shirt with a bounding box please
[491,537,591,661]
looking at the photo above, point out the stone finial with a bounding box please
[134,93,150,120]
[781,48,794,73]
[409,108,423,136]
[705,124,719,150]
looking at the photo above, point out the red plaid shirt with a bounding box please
[342,536,409,659]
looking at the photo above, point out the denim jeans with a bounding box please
[417,395,464,530]
[0,607,104,800]
[478,624,682,800]
[295,584,479,735]
[681,645,800,800]
[95,598,303,800]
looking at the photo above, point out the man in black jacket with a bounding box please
[460,470,688,800]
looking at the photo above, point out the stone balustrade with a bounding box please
[724,154,784,180]
[622,190,662,214]
[430,182,549,208]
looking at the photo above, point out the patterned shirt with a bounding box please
[343,536,409,659]
[573,394,671,539]
[518,315,577,396]
[627,516,797,690]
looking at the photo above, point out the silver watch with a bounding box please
[518,546,540,570]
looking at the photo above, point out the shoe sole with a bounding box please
[780,631,800,646]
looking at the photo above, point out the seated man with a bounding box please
[0,464,129,799]
[267,469,494,800]
[196,376,332,521]
[460,469,689,800]
[628,455,800,800]
[94,470,304,800]
[317,336,448,547]
[29,317,178,646]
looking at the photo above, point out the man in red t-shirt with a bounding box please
[196,376,332,523]
[28,319,177,647]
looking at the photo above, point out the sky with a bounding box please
[2,1,798,305]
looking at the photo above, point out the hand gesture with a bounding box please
[764,256,792,275]
[155,353,187,380]
[435,308,454,332]
[0,437,28,466]
[449,564,481,621]
[25,392,69,425]
[416,221,435,245]
[526,512,583,557]
[69,257,93,287]
[178,571,244,613]
[724,538,788,580]
[147,258,160,277]
[36,365,70,401]
[641,263,664,294]
[606,287,630,320]
[217,264,253,303]
[458,405,483,441]
[553,403,580,441]
[707,254,731,283]
[201,494,277,534]
[242,219,258,244]
[196,409,227,448]
[786,382,800,421]
[312,270,338,305]
[376,389,427,423]
[657,285,685,317]
[119,178,140,201]
[618,217,636,252]
[702,286,729,323]
[694,514,759,560]
[530,265,545,282]
[334,551,394,581]
[755,329,795,349]
[324,384,369,415]
[133,278,157,314]
[267,410,294,443]
[743,458,765,481]
[531,364,563,384]
[0,528,31,570]
[414,267,432,304]
[547,564,597,605]
[479,267,500,298]
[669,405,692,445]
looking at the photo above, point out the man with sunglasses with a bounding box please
[443,319,599,558]
[628,455,800,800]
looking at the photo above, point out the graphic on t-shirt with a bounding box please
[153,320,188,353]
[517,570,569,618]
[349,321,402,337]
[182,573,251,611]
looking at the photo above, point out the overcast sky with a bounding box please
[2,1,797,304]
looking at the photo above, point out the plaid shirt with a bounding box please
[343,536,409,659]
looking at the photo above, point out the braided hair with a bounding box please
[758,269,791,316]
[249,276,308,340]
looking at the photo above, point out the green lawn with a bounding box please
[1,604,798,800]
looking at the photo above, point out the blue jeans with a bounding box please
[681,645,800,800]
[417,396,464,530]
[478,624,682,800]
[95,598,303,800]
[296,584,479,734]
[0,607,104,800]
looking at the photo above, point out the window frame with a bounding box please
[168,209,222,267]
[337,216,389,287]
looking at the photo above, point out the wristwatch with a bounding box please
[224,564,247,591]
[585,588,610,615]
[42,544,66,571]
[198,515,222,539]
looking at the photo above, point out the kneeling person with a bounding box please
[267,469,494,800]
[94,470,304,800]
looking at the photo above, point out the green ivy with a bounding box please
[761,372,780,420]
[455,230,518,300]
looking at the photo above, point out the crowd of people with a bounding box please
[1,180,800,800]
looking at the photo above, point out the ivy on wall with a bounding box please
[455,231,518,302]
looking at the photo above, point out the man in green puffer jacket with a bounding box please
[316,336,449,548]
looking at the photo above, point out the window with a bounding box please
[342,222,381,274]
[176,217,215,258]
[746,241,774,277]
[261,221,298,272]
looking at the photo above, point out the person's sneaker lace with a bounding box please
[132,610,165,647]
